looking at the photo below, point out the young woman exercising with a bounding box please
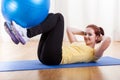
[4,13,111,65]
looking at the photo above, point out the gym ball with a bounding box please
[1,0,50,28]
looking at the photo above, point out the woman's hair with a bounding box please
[86,24,104,43]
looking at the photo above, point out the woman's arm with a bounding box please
[95,36,111,59]
[66,27,85,43]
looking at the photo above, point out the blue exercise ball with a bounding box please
[1,0,50,28]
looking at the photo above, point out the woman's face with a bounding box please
[84,28,96,46]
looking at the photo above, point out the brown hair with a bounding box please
[86,24,104,43]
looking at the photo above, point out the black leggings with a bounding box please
[27,13,64,65]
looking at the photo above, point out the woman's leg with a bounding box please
[27,13,59,38]
[27,13,64,65]
[38,13,64,65]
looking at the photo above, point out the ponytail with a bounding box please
[96,27,104,43]
[98,27,104,36]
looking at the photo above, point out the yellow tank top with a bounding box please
[61,42,95,64]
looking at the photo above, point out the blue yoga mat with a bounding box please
[0,56,120,72]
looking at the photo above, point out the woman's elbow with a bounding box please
[106,36,111,44]
[104,36,111,46]
[66,27,71,32]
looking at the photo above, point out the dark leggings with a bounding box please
[27,13,64,65]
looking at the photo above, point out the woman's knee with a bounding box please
[55,13,64,21]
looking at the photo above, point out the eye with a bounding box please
[84,32,87,35]
[84,32,92,36]
[88,33,92,36]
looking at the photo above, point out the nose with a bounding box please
[84,34,89,38]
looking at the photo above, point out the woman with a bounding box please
[4,13,111,65]
[64,25,111,64]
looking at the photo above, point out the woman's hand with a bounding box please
[66,27,84,43]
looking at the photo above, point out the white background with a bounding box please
[0,0,120,41]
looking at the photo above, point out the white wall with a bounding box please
[55,0,120,41]
[67,0,114,39]
[0,0,120,41]
[0,0,8,41]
